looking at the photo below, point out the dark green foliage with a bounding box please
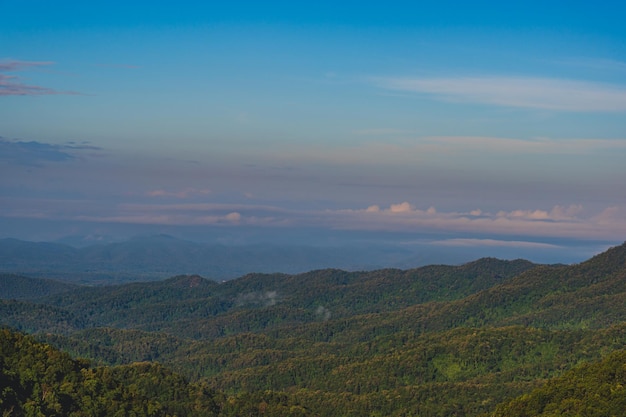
[29,258,536,338]
[4,242,626,416]
[488,349,626,417]
[190,324,626,416]
[0,328,316,417]
[39,328,188,365]
[0,299,84,334]
[0,328,218,416]
[0,274,78,300]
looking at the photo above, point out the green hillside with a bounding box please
[0,328,314,417]
[488,349,626,417]
[0,299,85,334]
[0,273,78,300]
[29,258,536,335]
[2,243,626,416]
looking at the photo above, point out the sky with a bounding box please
[1,1,626,262]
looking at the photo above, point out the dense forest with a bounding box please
[2,242,626,416]
[0,328,314,416]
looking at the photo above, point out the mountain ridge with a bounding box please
[2,242,626,416]
[1,235,595,283]
[0,256,537,335]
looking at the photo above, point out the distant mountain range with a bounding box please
[0,234,510,283]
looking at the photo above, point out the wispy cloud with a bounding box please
[431,239,561,249]
[73,212,245,226]
[263,135,626,170]
[414,136,626,155]
[0,59,78,96]
[373,76,626,112]
[145,188,211,199]
[0,137,102,166]
[119,202,290,214]
[0,60,55,71]
[49,202,292,227]
[555,57,626,72]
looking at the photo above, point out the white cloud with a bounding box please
[225,212,241,222]
[495,205,584,221]
[374,76,626,112]
[497,209,551,220]
[326,202,626,240]
[2,194,624,241]
[389,202,414,213]
[548,205,584,219]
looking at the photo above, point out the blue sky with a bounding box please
[1,1,626,261]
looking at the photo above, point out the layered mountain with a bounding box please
[1,257,536,335]
[2,242,626,416]
[0,235,420,283]
[1,235,581,284]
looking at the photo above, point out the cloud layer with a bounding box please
[375,76,626,112]
[330,202,626,240]
[1,193,624,242]
[0,136,623,242]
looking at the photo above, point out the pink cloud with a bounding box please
[2,193,623,241]
[0,60,55,71]
[328,202,626,240]
[225,212,241,222]
[593,206,622,224]
[389,202,413,213]
[496,205,585,221]
[0,59,79,96]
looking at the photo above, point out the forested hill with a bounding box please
[0,273,78,300]
[1,257,536,335]
[420,240,626,330]
[488,348,626,416]
[4,326,626,417]
[0,328,313,417]
[2,243,626,416]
